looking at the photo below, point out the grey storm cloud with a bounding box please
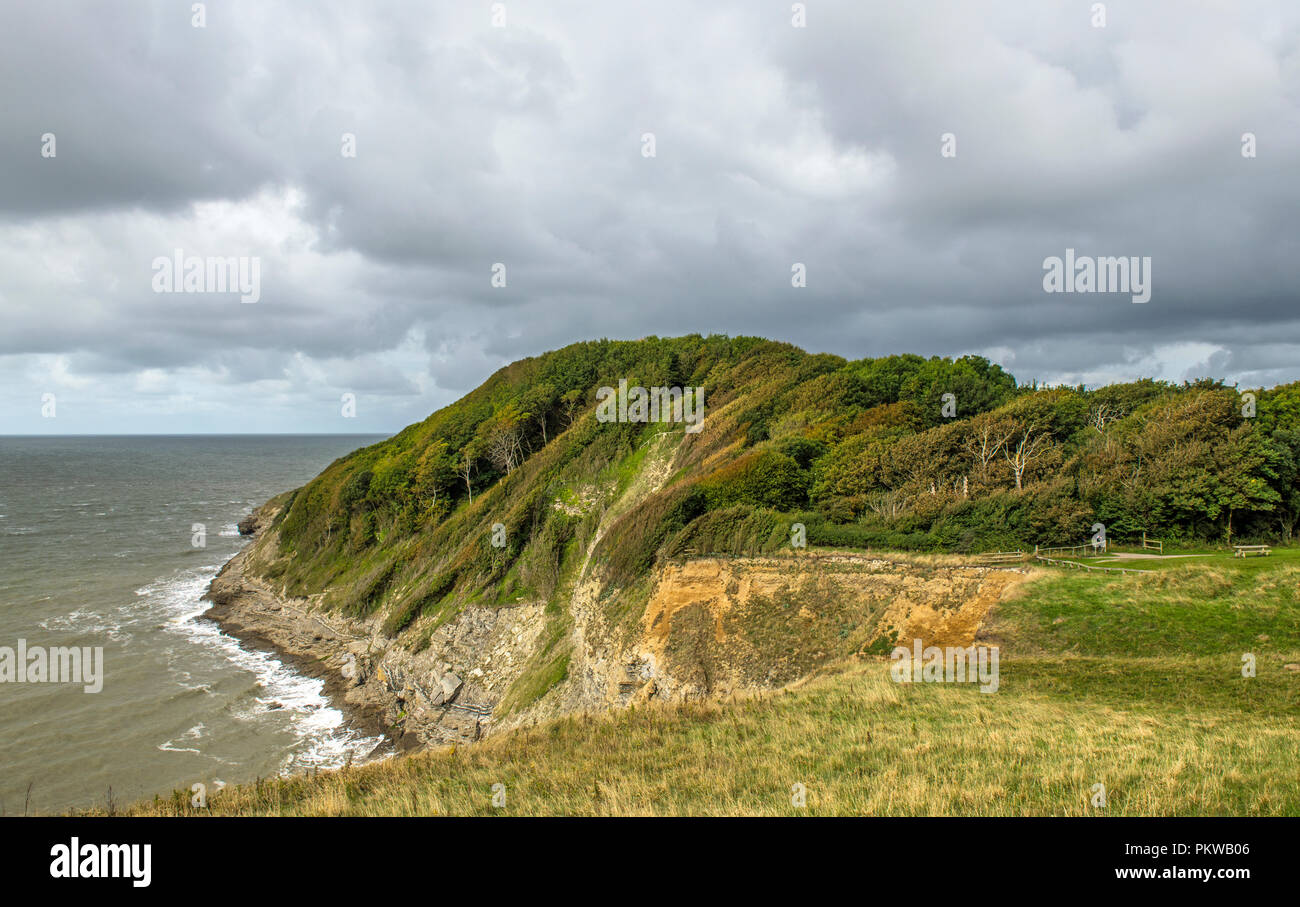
[0,0,1298,433]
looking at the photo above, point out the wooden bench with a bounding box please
[1233,544,1272,558]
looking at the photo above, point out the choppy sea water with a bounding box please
[0,435,390,814]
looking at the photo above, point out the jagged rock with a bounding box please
[403,677,441,711]
[237,514,258,536]
[439,672,463,702]
[356,653,373,685]
[340,653,358,683]
[377,662,405,693]
[205,584,243,606]
[341,653,374,687]
[426,684,446,707]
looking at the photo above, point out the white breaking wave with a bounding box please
[38,607,133,644]
[136,562,387,774]
[158,722,207,755]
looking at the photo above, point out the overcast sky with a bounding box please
[1,1,1297,434]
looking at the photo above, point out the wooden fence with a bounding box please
[979,550,1026,563]
[1035,543,1106,558]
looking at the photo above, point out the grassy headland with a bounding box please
[90,336,1300,815]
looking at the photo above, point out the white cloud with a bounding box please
[0,0,1298,431]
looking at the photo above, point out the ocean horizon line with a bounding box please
[0,432,395,438]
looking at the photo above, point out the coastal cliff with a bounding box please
[196,335,1297,755]
[204,492,1032,752]
[205,498,537,751]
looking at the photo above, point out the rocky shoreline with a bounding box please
[201,542,405,757]
[199,500,554,755]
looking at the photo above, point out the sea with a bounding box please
[0,434,390,814]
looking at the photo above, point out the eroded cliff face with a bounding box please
[205,482,1033,753]
[205,502,552,750]
[635,554,1028,695]
[551,553,1031,713]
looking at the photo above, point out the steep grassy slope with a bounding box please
[250,335,1300,658]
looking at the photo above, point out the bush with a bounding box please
[339,470,373,511]
[701,450,810,511]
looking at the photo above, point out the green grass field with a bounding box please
[101,546,1300,817]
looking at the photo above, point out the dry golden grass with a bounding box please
[110,652,1300,817]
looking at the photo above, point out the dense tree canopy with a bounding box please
[268,335,1300,622]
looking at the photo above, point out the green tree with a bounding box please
[412,439,455,515]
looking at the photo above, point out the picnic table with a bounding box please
[1233,544,1272,558]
